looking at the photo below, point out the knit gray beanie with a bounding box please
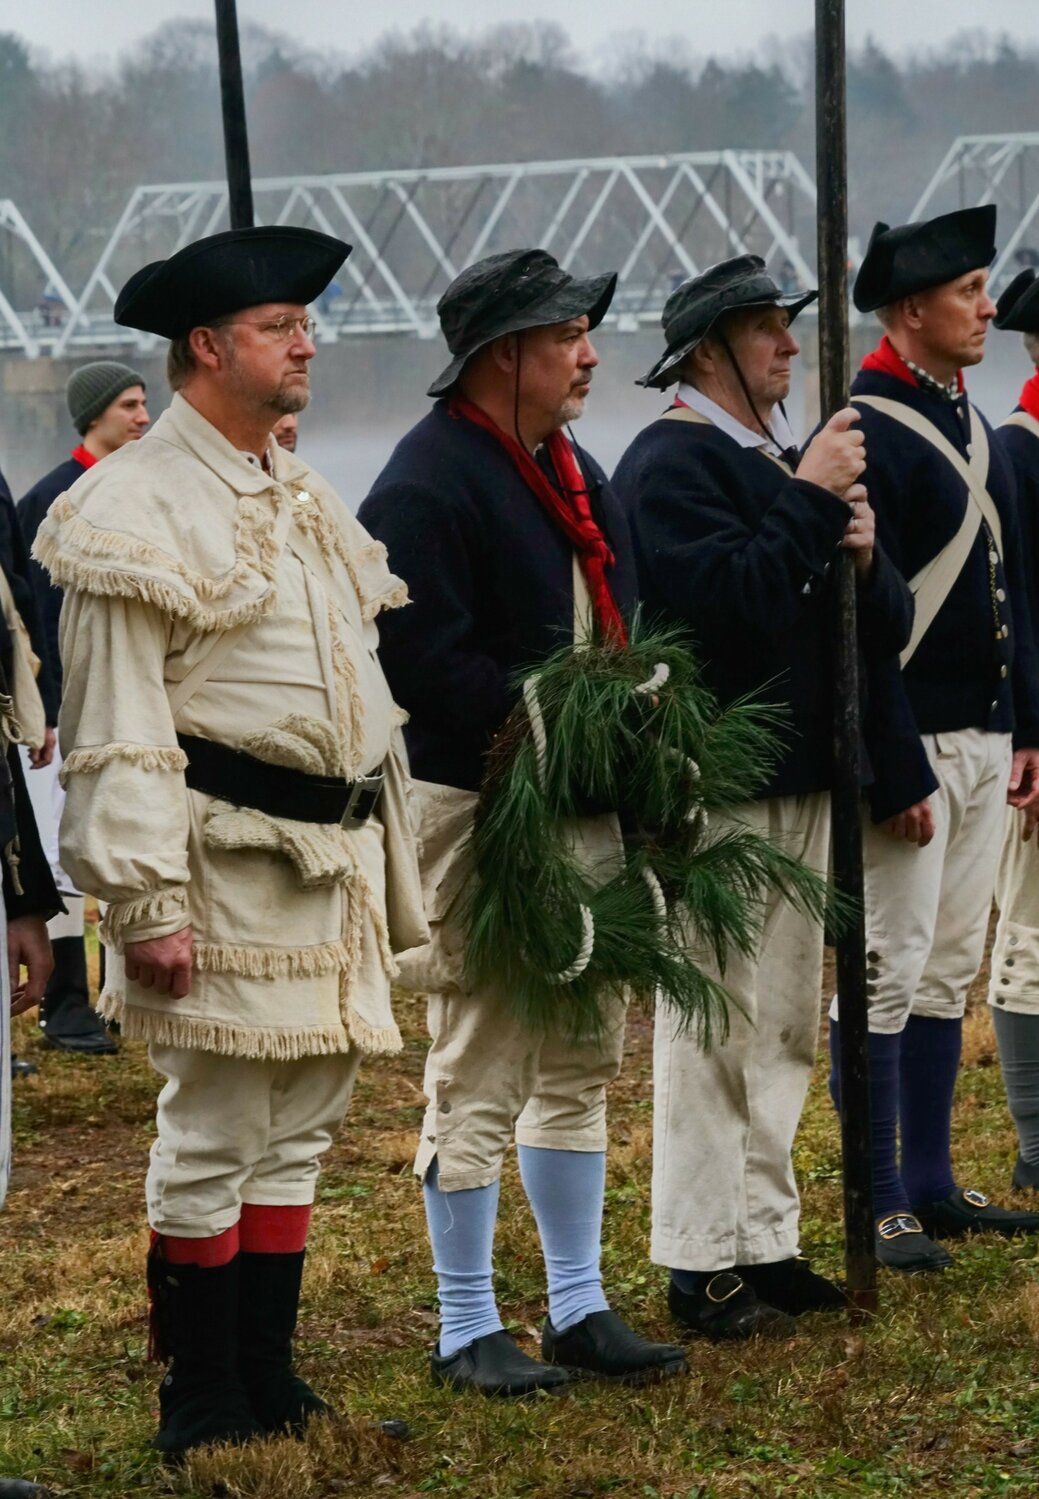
[66,361,146,437]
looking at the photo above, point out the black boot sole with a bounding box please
[553,1353,688,1386]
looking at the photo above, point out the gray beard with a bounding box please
[268,381,311,417]
[557,393,586,426]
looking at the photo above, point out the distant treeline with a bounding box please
[1,20,1036,295]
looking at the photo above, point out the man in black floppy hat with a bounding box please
[359,249,687,1397]
[32,227,427,1455]
[983,269,1039,1193]
[613,254,910,1337]
[17,360,149,1060]
[825,206,1039,1273]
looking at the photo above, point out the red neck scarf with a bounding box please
[1019,372,1039,424]
[860,334,965,394]
[449,396,627,645]
[71,445,98,469]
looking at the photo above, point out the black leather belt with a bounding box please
[177,733,384,826]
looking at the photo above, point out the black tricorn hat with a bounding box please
[427,248,617,397]
[853,205,997,315]
[994,268,1039,333]
[637,254,817,390]
[114,226,351,339]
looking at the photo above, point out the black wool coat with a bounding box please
[17,455,87,701]
[994,416,1039,657]
[843,369,1039,817]
[612,413,929,812]
[357,400,638,792]
[0,463,60,725]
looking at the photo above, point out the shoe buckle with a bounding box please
[877,1212,924,1241]
[963,1188,990,1209]
[705,1273,743,1304]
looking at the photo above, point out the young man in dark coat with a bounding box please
[983,269,1039,1191]
[16,361,148,1058]
[831,206,1039,1271]
[613,255,913,1338]
[359,249,687,1397]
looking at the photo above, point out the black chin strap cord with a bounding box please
[715,328,800,469]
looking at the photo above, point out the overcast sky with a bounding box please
[13,0,1039,70]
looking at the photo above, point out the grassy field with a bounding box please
[1,931,1039,1498]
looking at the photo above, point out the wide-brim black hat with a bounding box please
[994,268,1039,332]
[114,226,351,339]
[853,205,997,315]
[427,248,617,397]
[637,254,816,390]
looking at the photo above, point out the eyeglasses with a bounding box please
[227,314,318,342]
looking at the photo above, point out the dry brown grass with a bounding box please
[1,925,1039,1496]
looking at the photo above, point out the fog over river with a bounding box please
[1,326,1030,512]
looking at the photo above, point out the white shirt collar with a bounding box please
[676,382,797,457]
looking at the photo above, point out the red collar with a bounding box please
[860,334,964,394]
[71,445,98,469]
[1019,372,1039,424]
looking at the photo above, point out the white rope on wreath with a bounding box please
[634,661,670,697]
[642,864,667,924]
[548,901,596,984]
[522,672,549,789]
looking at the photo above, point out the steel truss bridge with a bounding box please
[1,152,820,357]
[910,134,1039,285]
[3,135,1039,358]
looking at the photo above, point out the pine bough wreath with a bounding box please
[462,620,834,1044]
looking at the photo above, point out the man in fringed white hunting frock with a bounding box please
[33,227,428,1457]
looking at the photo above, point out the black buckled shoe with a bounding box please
[914,1187,1039,1239]
[1011,1156,1039,1192]
[10,1055,38,1079]
[0,1481,49,1497]
[667,1272,795,1341]
[735,1257,847,1314]
[431,1330,569,1398]
[874,1212,952,1272]
[542,1309,687,1385]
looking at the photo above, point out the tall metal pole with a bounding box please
[214,0,255,230]
[814,0,878,1317]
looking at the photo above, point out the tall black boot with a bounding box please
[237,1250,332,1435]
[39,937,117,1055]
[149,1243,263,1459]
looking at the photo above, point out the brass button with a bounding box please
[990,550,1000,565]
[1001,665,1008,678]
[997,588,1007,602]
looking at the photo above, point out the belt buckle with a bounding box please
[341,771,384,827]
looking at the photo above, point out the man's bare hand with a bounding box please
[8,915,53,1016]
[29,727,56,770]
[841,481,876,579]
[796,407,866,497]
[1009,747,1039,812]
[884,799,936,847]
[125,926,194,999]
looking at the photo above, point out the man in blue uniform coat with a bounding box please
[832,206,1039,1270]
[613,255,915,1337]
[360,249,687,1397]
[984,269,1039,1192]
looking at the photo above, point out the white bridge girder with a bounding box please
[0,202,79,359]
[1,151,821,358]
[910,134,1039,289]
